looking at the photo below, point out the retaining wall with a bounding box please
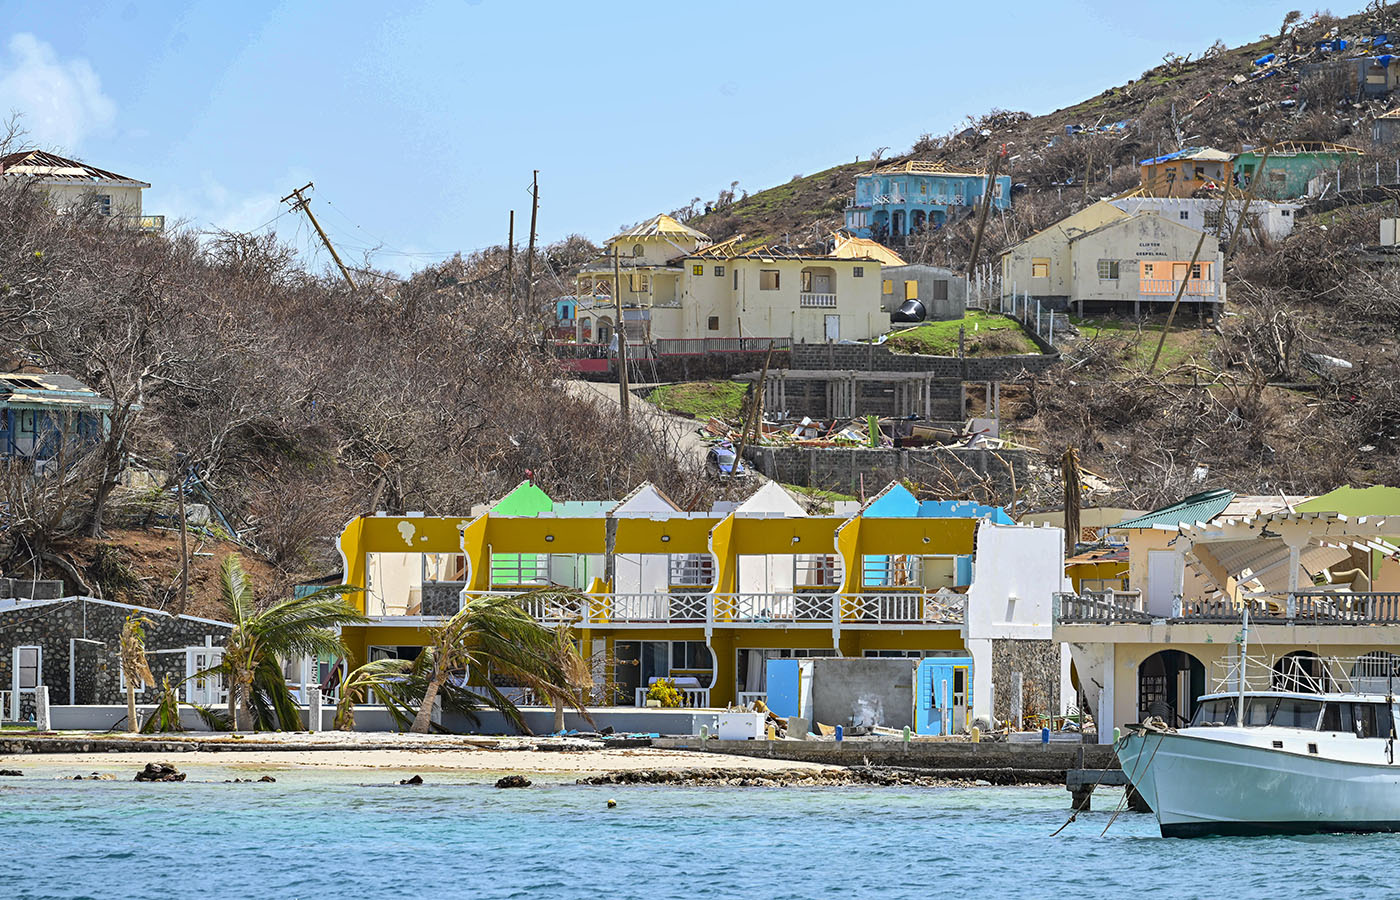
[788,343,1058,378]
[744,446,1029,495]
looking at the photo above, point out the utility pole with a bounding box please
[281,182,356,291]
[730,341,775,479]
[506,210,515,309]
[613,247,629,421]
[525,170,539,315]
[967,145,1006,276]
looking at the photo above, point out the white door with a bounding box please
[1146,550,1183,616]
[813,273,832,293]
[185,648,224,706]
[824,315,841,342]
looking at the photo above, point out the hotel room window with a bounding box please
[759,270,780,290]
[692,264,704,276]
[714,266,724,276]
[852,266,864,278]
[1096,259,1119,280]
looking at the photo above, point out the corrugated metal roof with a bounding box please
[1110,489,1235,530]
[1138,147,1233,166]
[830,234,905,266]
[0,150,150,188]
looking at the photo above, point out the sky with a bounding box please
[1,0,1313,276]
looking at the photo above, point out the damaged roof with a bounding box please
[1138,147,1233,166]
[608,213,710,244]
[0,150,150,188]
[870,159,989,177]
[1110,488,1235,531]
[0,372,113,412]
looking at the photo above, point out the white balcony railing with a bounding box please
[1140,278,1217,298]
[737,691,768,708]
[722,592,836,624]
[799,292,837,308]
[846,592,965,624]
[634,687,711,708]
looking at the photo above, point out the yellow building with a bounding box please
[334,481,1071,727]
[574,214,889,345]
[1137,147,1234,198]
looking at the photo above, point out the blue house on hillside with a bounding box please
[846,160,1012,241]
[0,372,111,469]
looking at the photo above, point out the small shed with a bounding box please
[881,264,965,321]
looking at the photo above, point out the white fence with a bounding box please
[633,687,711,708]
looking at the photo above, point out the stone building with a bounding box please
[0,597,231,721]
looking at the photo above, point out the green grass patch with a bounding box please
[782,483,858,514]
[1071,315,1218,371]
[885,311,1040,356]
[647,381,747,422]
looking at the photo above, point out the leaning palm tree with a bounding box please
[407,591,580,734]
[119,614,154,733]
[334,657,413,731]
[216,554,367,731]
[539,619,595,734]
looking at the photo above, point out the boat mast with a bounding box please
[1237,604,1249,723]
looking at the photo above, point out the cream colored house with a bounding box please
[0,150,160,231]
[1000,200,1226,316]
[574,214,888,344]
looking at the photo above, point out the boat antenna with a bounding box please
[1237,604,1249,725]
[1388,674,1395,766]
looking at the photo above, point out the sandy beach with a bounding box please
[0,733,837,782]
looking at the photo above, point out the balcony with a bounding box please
[1139,278,1217,299]
[1055,590,1400,626]
[799,292,837,308]
[459,589,963,627]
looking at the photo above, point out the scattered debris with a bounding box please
[495,774,532,789]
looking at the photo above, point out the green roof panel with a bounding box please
[1110,489,1235,530]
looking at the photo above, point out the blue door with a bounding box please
[916,657,973,735]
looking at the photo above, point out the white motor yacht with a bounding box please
[1118,654,1400,837]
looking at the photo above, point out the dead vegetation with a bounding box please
[0,172,718,598]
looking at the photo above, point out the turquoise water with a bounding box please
[0,766,1394,899]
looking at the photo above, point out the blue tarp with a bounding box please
[1254,53,1275,66]
[1380,54,1395,66]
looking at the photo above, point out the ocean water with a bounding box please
[0,764,1393,900]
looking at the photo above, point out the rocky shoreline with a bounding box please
[576,765,1012,787]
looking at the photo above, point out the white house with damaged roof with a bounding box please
[999,200,1226,317]
[572,214,889,345]
[0,150,162,231]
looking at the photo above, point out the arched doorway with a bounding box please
[1351,651,1400,694]
[596,316,613,346]
[1138,650,1205,726]
[910,210,927,233]
[1272,650,1330,693]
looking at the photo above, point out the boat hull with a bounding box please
[1117,730,1400,838]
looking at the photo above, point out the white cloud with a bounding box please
[0,33,116,151]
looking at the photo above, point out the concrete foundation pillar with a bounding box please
[1098,644,1116,745]
[307,686,323,732]
[969,638,994,728]
[35,685,51,732]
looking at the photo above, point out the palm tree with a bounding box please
[407,591,582,734]
[540,620,594,734]
[216,554,366,731]
[334,658,412,731]
[119,614,154,733]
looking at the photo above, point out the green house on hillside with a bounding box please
[1234,141,1364,200]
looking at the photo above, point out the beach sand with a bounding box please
[0,737,834,783]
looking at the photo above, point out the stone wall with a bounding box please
[421,582,466,617]
[991,638,1061,727]
[0,578,65,600]
[788,343,1058,378]
[571,349,792,383]
[744,446,1029,496]
[0,598,231,711]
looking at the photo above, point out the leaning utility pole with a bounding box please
[966,145,1006,275]
[525,170,539,315]
[506,210,515,308]
[613,247,629,421]
[281,182,356,291]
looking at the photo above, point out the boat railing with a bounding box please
[1208,652,1400,696]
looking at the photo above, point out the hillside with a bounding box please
[685,5,1396,260]
[674,4,1400,511]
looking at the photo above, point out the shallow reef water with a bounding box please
[0,772,1389,899]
